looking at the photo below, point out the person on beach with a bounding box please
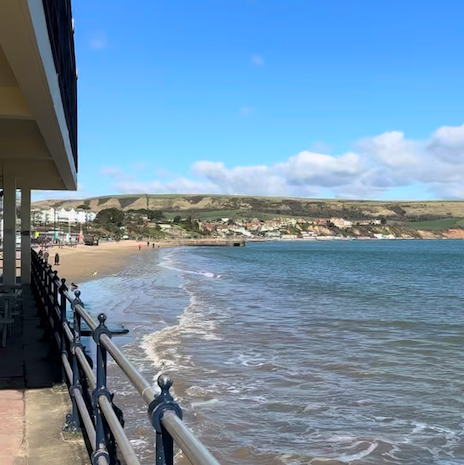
[138,244,141,250]
[43,250,49,262]
[152,243,155,248]
[54,253,60,266]
[147,241,150,247]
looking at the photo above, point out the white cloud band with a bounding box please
[101,123,464,199]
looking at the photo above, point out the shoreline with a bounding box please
[43,240,175,285]
[40,235,464,286]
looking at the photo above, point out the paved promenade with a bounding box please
[0,286,89,465]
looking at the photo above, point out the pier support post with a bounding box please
[21,186,31,284]
[3,173,17,285]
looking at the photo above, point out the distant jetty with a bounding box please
[168,239,245,247]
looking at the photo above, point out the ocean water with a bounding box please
[79,240,464,465]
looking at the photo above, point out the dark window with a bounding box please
[42,0,78,171]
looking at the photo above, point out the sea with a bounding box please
[79,240,464,465]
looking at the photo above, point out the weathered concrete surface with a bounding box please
[25,389,88,465]
[0,390,25,465]
[0,285,89,464]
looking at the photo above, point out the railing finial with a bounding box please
[93,313,112,344]
[72,289,84,309]
[158,374,173,391]
[148,375,182,435]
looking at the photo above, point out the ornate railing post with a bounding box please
[35,258,47,325]
[148,375,183,465]
[45,264,53,326]
[52,270,59,308]
[42,265,54,343]
[58,276,68,385]
[92,313,112,465]
[41,257,46,283]
[46,263,51,294]
[64,280,83,435]
[72,290,83,338]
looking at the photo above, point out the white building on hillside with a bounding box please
[330,217,353,229]
[32,207,96,225]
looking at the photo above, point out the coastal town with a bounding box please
[22,205,464,243]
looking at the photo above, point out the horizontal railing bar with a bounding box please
[75,347,96,391]
[64,327,141,465]
[62,354,97,449]
[100,334,155,405]
[62,353,73,382]
[76,390,97,448]
[162,411,221,465]
[73,304,221,465]
[63,322,73,344]
[99,396,141,465]
[36,256,222,465]
[62,320,96,390]
[69,296,98,332]
[98,455,109,465]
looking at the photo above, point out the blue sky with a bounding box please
[40,0,464,200]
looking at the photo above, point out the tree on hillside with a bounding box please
[94,208,125,238]
[95,208,125,226]
[148,210,165,221]
[126,208,165,221]
[380,217,387,225]
[173,215,182,223]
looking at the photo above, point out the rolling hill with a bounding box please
[31,194,464,222]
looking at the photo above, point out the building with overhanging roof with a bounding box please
[0,0,78,284]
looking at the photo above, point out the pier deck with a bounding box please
[0,286,88,465]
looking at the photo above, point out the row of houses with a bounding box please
[32,207,97,225]
[202,216,382,231]
[314,217,382,228]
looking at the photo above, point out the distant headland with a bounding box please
[31,194,464,240]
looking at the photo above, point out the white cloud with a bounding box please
[251,54,264,66]
[89,32,108,50]
[98,122,464,200]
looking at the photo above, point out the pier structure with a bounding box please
[0,1,81,462]
[1,251,223,464]
[0,0,78,285]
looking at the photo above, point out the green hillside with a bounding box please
[32,194,464,225]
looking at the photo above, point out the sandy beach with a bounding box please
[41,240,172,285]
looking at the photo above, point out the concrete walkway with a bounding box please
[0,286,89,465]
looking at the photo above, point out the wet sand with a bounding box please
[43,240,173,285]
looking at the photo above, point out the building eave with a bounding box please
[0,0,78,190]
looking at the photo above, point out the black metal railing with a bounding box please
[31,249,220,465]
[42,0,78,171]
